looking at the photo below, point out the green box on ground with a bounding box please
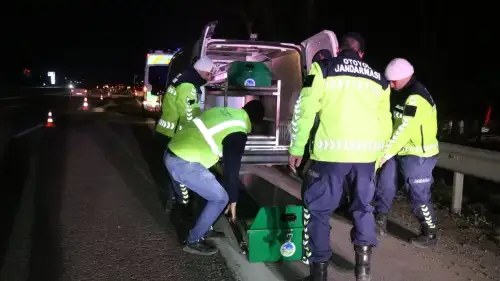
[242,205,304,263]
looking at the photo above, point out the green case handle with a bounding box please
[280,213,297,222]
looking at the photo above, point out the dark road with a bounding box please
[0,92,235,281]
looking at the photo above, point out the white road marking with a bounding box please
[0,96,24,100]
[12,124,44,138]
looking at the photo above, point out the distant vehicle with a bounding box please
[134,84,146,97]
[98,85,112,97]
[87,87,107,98]
[70,88,88,97]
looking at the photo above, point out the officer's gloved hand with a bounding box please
[375,157,382,171]
[374,148,387,170]
[296,159,313,181]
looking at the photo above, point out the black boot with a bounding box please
[299,261,328,281]
[163,196,177,212]
[354,245,372,281]
[375,213,388,237]
[183,239,218,256]
[170,202,194,222]
[410,223,437,248]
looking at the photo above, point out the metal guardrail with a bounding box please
[438,142,500,214]
[245,141,500,215]
[438,142,500,183]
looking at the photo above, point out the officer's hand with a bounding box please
[288,155,303,173]
[378,156,389,169]
[224,202,237,223]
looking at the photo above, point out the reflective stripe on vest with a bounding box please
[315,139,385,152]
[193,118,247,157]
[186,97,194,121]
[158,119,176,130]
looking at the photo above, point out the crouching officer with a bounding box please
[164,100,264,255]
[289,33,392,281]
[155,56,215,210]
[374,58,439,248]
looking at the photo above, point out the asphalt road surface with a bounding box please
[1,92,499,281]
[0,92,235,281]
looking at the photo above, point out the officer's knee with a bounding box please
[212,188,229,205]
[305,200,335,215]
[351,199,375,213]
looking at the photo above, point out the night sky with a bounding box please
[9,0,499,113]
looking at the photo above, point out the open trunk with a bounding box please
[170,21,339,165]
[202,42,303,164]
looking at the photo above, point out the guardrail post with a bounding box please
[459,120,465,135]
[451,172,464,214]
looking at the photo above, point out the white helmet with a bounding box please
[193,56,215,73]
[385,58,414,81]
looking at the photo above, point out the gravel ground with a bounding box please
[387,178,500,280]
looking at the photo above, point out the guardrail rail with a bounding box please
[438,142,500,214]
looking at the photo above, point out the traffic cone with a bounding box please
[46,111,55,127]
[83,97,89,110]
[100,95,103,100]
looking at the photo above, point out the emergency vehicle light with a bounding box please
[147,54,173,65]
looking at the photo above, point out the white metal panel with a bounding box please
[200,21,218,57]
[301,30,339,71]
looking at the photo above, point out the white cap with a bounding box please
[385,58,414,81]
[193,56,214,73]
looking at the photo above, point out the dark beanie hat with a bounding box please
[341,32,365,52]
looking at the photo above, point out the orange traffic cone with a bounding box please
[83,97,89,110]
[46,111,55,127]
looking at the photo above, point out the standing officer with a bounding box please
[374,58,439,248]
[289,33,392,281]
[296,49,333,178]
[155,56,215,210]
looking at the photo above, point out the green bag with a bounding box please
[227,62,272,87]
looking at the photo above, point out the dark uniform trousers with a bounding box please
[374,155,438,228]
[303,161,378,263]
